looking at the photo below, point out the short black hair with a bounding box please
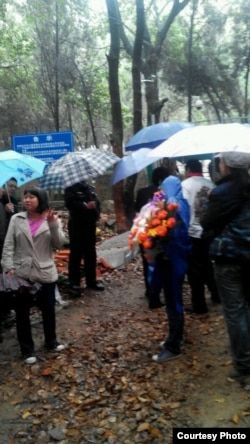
[151,166,169,186]
[23,186,49,214]
[208,158,220,183]
[185,159,202,173]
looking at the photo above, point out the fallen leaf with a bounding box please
[22,411,31,419]
[137,422,151,432]
[41,368,53,376]
[138,396,150,403]
[232,413,240,424]
[150,427,162,438]
[104,430,115,437]
[65,428,80,437]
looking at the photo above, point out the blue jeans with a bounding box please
[15,282,58,356]
[214,263,250,374]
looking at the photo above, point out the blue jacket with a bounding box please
[161,176,191,275]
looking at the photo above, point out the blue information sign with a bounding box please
[13,131,74,166]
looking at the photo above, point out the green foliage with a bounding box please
[1,0,250,149]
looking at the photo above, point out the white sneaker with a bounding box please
[24,356,37,365]
[53,344,65,352]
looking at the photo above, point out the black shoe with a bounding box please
[185,306,208,315]
[69,281,81,290]
[87,284,105,292]
[211,298,221,304]
[149,300,164,309]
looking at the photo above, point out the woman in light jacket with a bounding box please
[1,186,65,364]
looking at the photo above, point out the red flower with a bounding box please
[157,210,168,220]
[166,217,176,228]
[155,225,167,237]
[143,239,153,249]
[167,203,179,211]
[150,217,161,227]
[138,232,148,243]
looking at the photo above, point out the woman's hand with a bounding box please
[7,269,15,276]
[46,208,58,223]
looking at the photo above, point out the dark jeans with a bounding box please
[187,237,220,313]
[157,255,185,354]
[15,282,57,356]
[68,220,97,287]
[214,263,250,374]
[140,245,151,296]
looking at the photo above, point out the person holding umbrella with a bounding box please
[2,178,19,230]
[200,152,250,383]
[64,181,104,292]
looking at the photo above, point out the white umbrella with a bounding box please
[110,148,161,185]
[147,123,250,161]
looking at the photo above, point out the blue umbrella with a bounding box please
[110,148,161,185]
[0,150,46,187]
[125,121,195,152]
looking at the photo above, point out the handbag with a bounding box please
[0,274,42,311]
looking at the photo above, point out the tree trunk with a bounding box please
[123,0,146,229]
[187,0,199,122]
[55,0,60,131]
[106,0,127,233]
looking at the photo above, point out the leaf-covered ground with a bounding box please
[0,263,250,443]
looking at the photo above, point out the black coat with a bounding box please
[200,174,247,243]
[64,182,100,229]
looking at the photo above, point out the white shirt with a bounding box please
[181,175,214,238]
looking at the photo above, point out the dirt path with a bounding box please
[0,265,250,443]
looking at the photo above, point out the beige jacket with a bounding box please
[1,212,65,283]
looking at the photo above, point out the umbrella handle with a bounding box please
[5,182,14,212]
[5,182,11,202]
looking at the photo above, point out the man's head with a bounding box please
[5,178,17,197]
[185,159,202,176]
[215,152,250,176]
[208,158,221,184]
[151,166,169,187]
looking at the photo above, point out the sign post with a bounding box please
[13,131,74,166]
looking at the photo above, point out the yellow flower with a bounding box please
[148,228,157,237]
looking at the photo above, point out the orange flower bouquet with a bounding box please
[128,190,179,263]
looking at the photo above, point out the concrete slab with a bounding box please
[97,231,138,268]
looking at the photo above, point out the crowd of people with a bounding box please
[135,153,250,385]
[0,152,250,388]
